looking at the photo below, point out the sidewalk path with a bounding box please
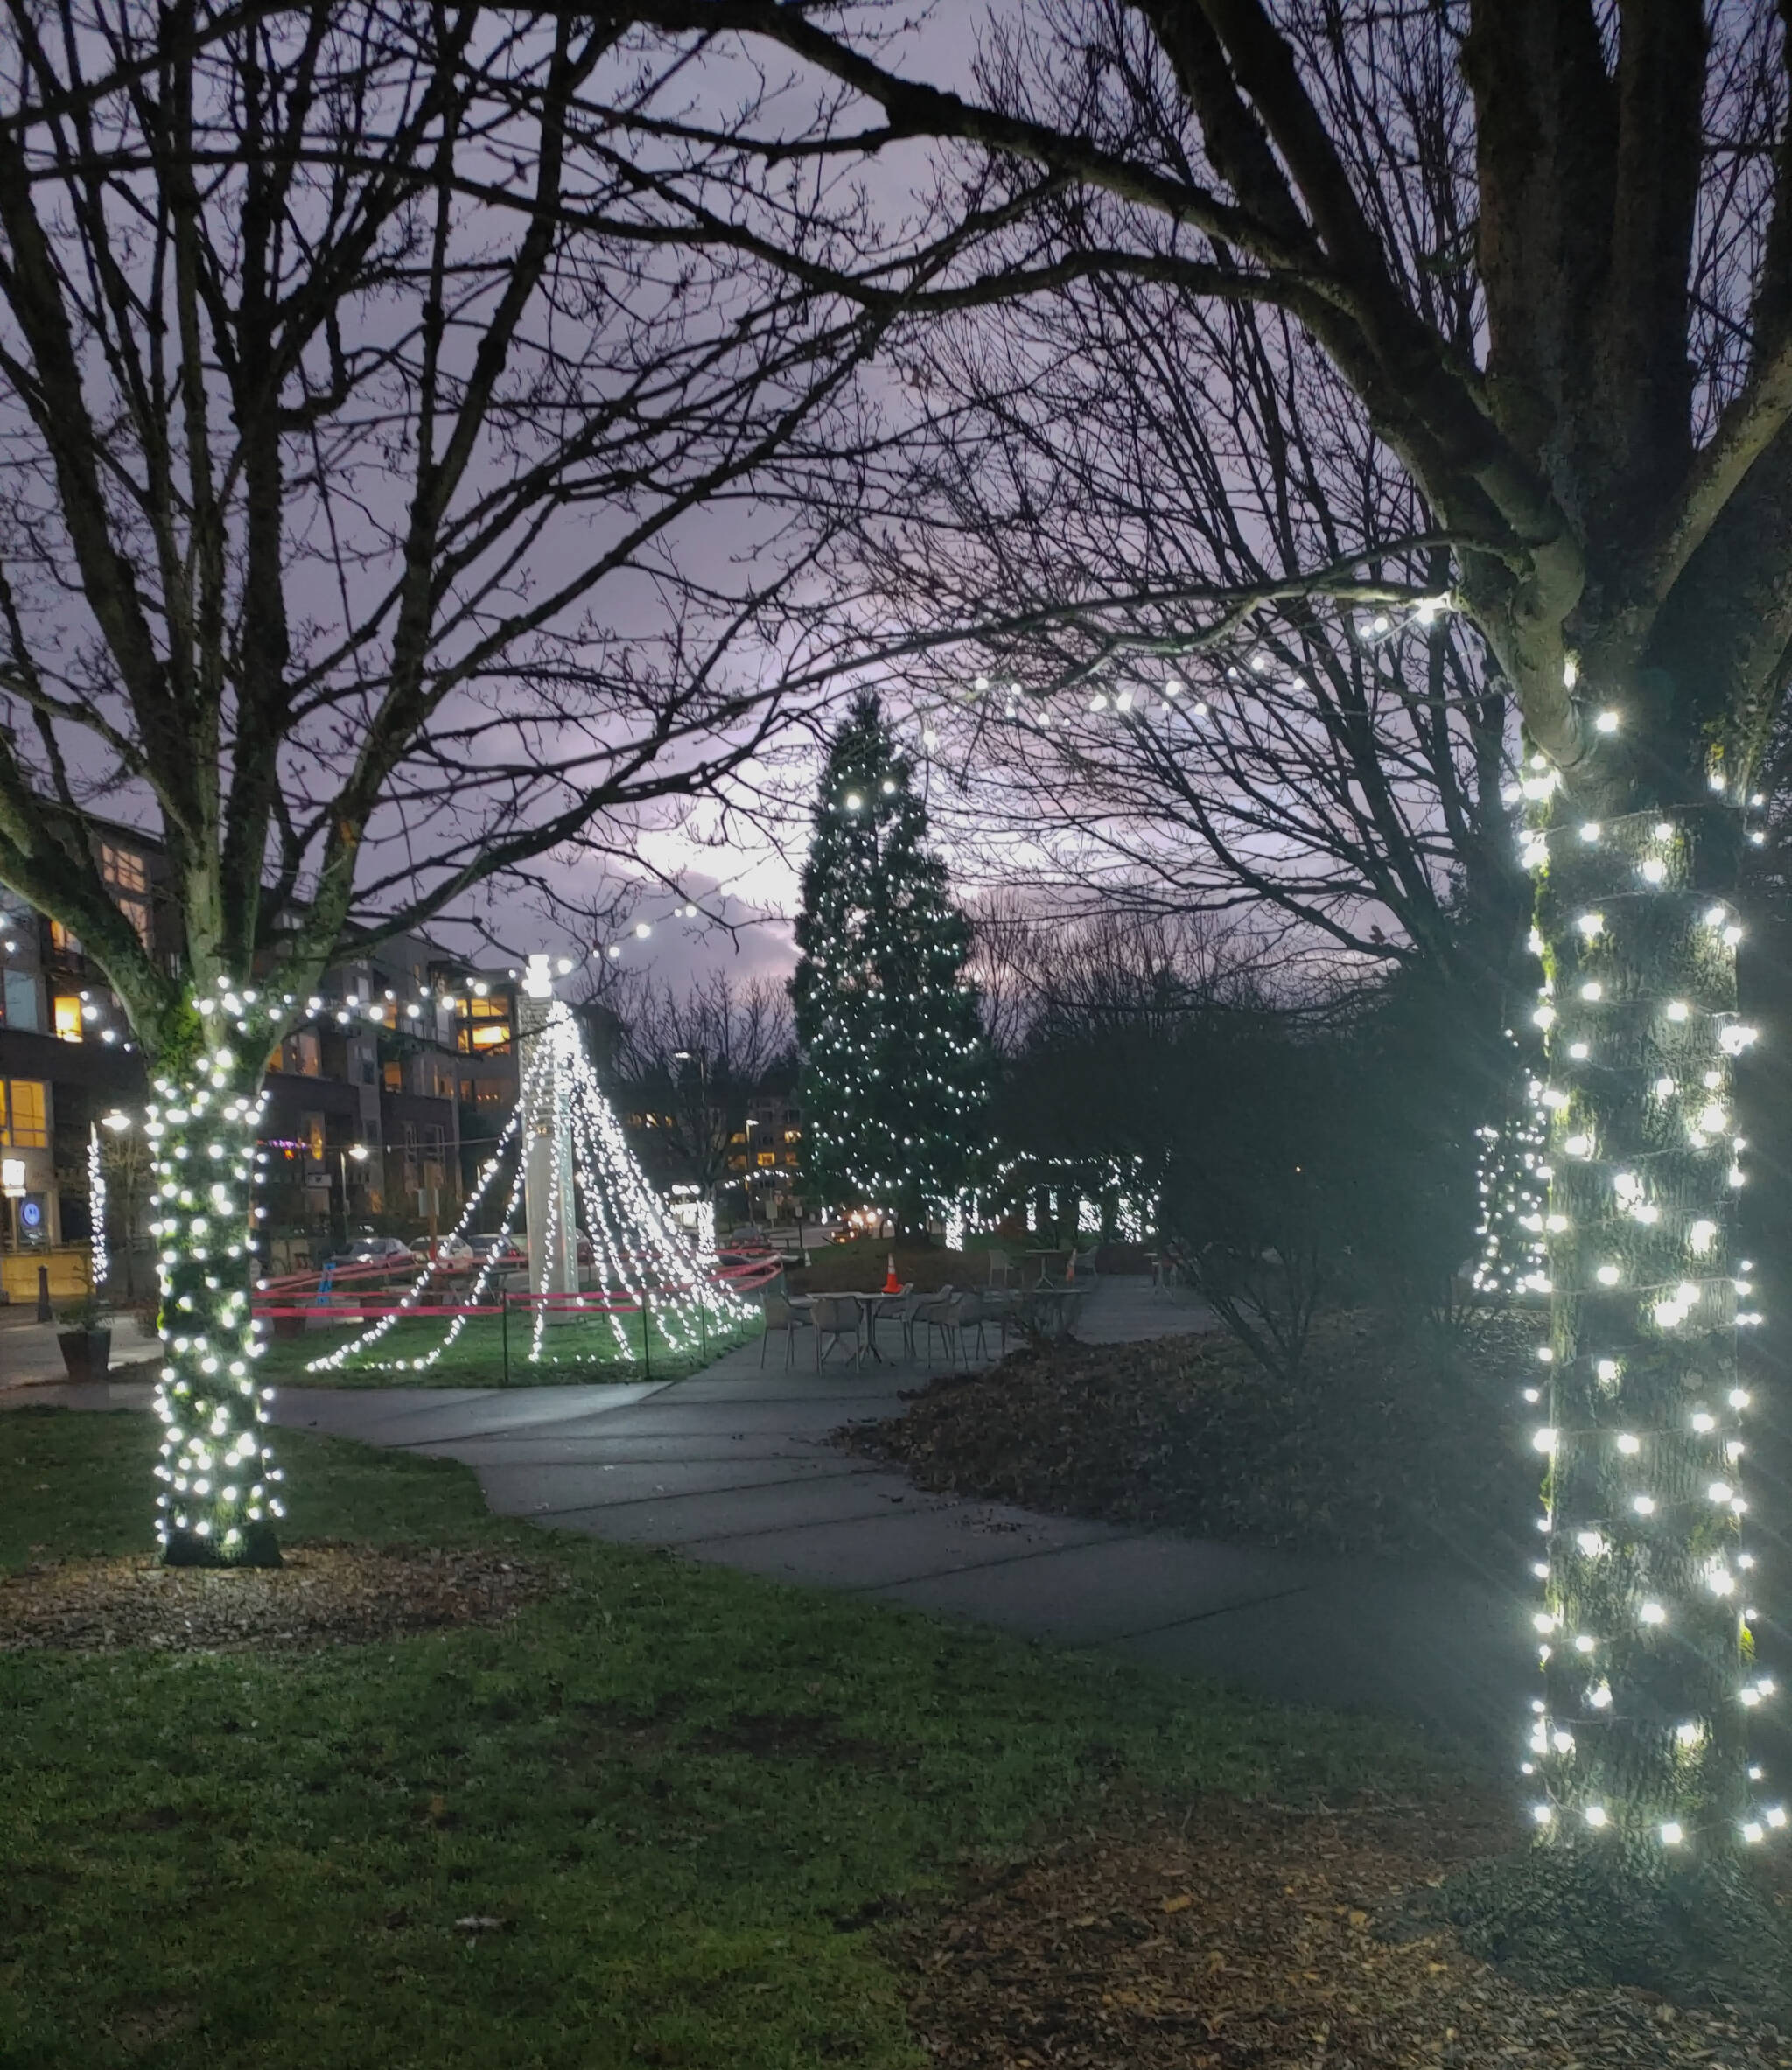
[0,1314,161,1389]
[5,1276,1529,1746]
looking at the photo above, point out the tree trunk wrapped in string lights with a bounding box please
[1523,751,1774,1885]
[148,989,287,1568]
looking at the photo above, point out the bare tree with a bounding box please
[598,0,1792,1968]
[612,969,793,1201]
[864,288,1525,1004]
[0,5,919,1565]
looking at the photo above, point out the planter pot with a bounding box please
[58,1328,111,1382]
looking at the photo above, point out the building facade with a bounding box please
[0,816,499,1295]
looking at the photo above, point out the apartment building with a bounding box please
[0,825,166,1295]
[0,815,480,1294]
[725,1062,807,1223]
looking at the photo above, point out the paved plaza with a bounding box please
[4,1276,1530,1747]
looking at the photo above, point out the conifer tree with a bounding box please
[792,693,989,1236]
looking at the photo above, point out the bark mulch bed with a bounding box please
[897,1789,1792,2069]
[0,1541,560,1654]
[838,1313,1538,1563]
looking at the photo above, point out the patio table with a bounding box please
[1013,1283,1086,1341]
[789,1289,906,1366]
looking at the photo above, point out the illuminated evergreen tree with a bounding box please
[792,693,989,1235]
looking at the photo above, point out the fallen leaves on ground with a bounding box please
[0,1541,559,1654]
[896,1790,1792,2068]
[839,1312,1537,1562]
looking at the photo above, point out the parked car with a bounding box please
[410,1234,474,1266]
[466,1234,528,1271]
[464,1233,596,1269]
[327,1234,415,1270]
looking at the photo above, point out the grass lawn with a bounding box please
[253,1303,761,1388]
[1,1408,1449,2070]
[788,1240,983,1296]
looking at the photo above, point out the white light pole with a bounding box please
[336,1140,369,1244]
[519,954,577,1299]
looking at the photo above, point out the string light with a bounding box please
[151,982,289,1565]
[1491,787,1778,1855]
[87,1123,108,1291]
[305,987,746,1378]
[794,694,991,1228]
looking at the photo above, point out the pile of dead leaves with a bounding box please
[839,1313,1537,1563]
[0,1541,559,1654]
[898,1791,1792,2069]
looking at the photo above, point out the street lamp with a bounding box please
[335,1141,370,1246]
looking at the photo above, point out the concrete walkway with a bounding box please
[4,1277,1530,1747]
[0,1313,161,1388]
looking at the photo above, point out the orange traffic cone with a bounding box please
[883,1251,901,1294]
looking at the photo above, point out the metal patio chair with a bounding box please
[760,1291,812,1368]
[810,1293,864,1369]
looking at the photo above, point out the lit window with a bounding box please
[100,845,152,948]
[2,1080,48,1149]
[48,920,80,959]
[53,996,83,1042]
[100,844,147,895]
[456,996,512,1053]
[382,1061,402,1091]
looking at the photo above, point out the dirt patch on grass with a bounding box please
[0,1541,560,1653]
[897,1791,1792,2067]
[838,1313,1539,1563]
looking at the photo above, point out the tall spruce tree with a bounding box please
[792,693,989,1235]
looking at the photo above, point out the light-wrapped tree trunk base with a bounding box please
[148,997,283,1568]
[1426,768,1788,1995]
[1433,1843,1790,2016]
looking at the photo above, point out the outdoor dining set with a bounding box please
[758,1244,1099,1370]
